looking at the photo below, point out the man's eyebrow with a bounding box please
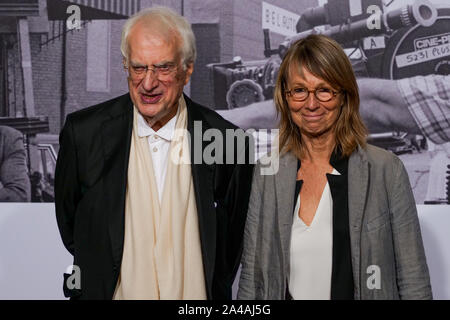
[129,60,175,67]
[154,60,175,67]
[129,61,145,67]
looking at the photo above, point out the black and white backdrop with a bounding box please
[0,0,449,299]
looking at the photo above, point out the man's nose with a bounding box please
[141,69,159,91]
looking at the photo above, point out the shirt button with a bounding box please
[153,147,158,152]
[154,135,159,140]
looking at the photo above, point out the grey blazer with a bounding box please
[0,125,30,202]
[238,144,432,300]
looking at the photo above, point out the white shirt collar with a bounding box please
[136,105,179,141]
[331,168,341,175]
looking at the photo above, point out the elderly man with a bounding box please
[55,7,253,300]
[0,125,30,202]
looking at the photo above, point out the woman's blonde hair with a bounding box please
[274,34,367,159]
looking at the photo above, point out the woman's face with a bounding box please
[286,65,343,138]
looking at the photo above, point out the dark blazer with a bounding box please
[0,125,30,202]
[238,145,432,300]
[55,93,254,300]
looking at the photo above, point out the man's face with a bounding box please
[126,22,193,131]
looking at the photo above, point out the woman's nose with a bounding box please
[304,93,319,109]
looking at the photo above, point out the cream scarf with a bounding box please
[113,96,207,300]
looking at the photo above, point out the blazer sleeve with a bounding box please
[54,116,81,255]
[0,127,30,202]
[237,161,263,300]
[388,156,433,299]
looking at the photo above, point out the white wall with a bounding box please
[0,204,71,300]
[0,204,449,299]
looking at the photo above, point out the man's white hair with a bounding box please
[120,6,196,69]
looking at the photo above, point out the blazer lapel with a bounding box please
[347,146,369,299]
[185,95,216,299]
[275,152,297,277]
[100,94,133,274]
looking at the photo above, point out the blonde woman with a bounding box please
[238,34,432,300]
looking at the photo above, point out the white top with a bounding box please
[288,168,340,300]
[136,109,178,203]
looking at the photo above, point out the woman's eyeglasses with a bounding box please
[285,87,341,102]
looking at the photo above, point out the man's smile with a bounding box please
[140,92,163,104]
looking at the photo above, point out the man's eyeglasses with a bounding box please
[124,63,178,81]
[285,87,342,102]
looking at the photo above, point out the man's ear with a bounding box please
[184,63,194,85]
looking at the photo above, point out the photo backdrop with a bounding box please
[0,0,449,299]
